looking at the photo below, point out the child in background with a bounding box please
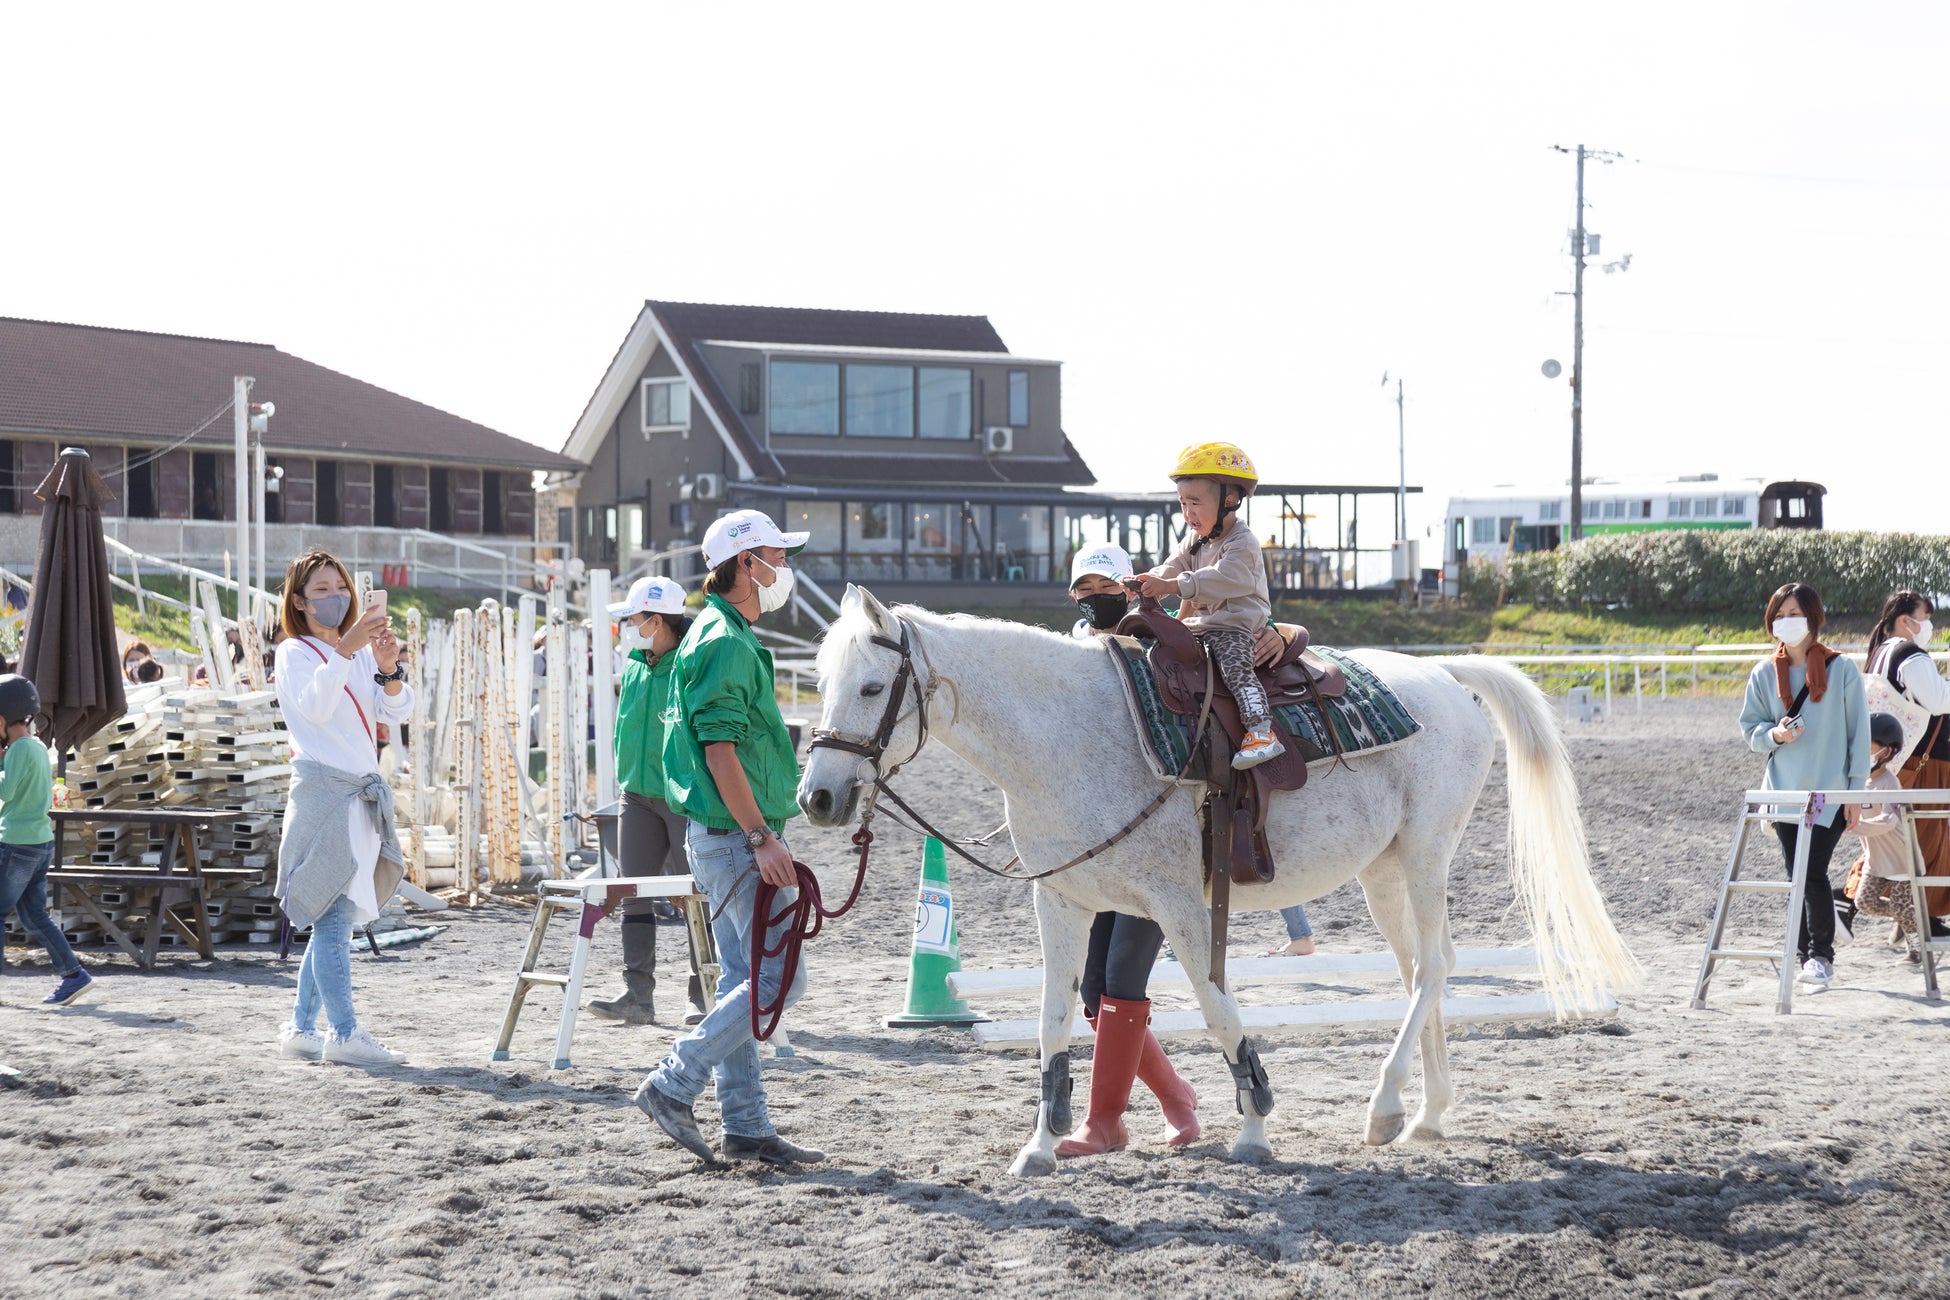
[1853,712,1924,964]
[0,674,93,1006]
[1130,442,1286,770]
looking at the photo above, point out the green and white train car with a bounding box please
[1443,475,1825,566]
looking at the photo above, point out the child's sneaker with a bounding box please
[1231,728,1285,770]
[324,1027,407,1068]
[279,1023,326,1060]
[44,970,93,1007]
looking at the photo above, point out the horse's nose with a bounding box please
[803,786,834,821]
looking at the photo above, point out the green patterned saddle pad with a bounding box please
[1106,638,1423,782]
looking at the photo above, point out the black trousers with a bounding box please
[1773,815,1848,964]
[1079,911,1164,1018]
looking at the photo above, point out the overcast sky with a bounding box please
[6,2,1944,539]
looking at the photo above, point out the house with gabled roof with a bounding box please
[556,301,1151,598]
[0,316,580,585]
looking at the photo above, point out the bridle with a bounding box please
[806,613,1205,883]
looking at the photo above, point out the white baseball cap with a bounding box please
[700,508,810,569]
[607,575,689,620]
[1069,543,1135,589]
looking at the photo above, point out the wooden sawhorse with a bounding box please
[491,874,719,1069]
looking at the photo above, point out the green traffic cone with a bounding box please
[885,837,986,1028]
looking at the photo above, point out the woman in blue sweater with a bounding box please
[1739,582,1870,991]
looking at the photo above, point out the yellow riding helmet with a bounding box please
[1170,442,1258,491]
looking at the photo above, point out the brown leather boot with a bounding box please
[1136,1023,1200,1146]
[1056,995,1147,1157]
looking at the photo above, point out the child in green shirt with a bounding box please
[0,674,92,1006]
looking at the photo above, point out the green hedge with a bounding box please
[1483,530,1950,616]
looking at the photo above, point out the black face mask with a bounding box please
[1076,592,1129,631]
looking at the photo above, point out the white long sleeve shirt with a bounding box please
[275,636,414,922]
[1898,649,1950,715]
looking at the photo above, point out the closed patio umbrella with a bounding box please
[20,447,127,755]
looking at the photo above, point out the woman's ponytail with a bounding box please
[1866,590,1931,667]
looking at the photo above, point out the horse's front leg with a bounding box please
[1158,888,1274,1163]
[1008,885,1093,1177]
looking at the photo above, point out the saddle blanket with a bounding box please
[1107,638,1423,785]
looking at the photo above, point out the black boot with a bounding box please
[590,917,657,1024]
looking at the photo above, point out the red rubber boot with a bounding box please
[1056,995,1148,1157]
[1136,1023,1200,1147]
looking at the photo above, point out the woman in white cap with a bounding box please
[590,575,705,1026]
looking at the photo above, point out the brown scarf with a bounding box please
[1774,640,1837,711]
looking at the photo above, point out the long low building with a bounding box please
[0,316,582,581]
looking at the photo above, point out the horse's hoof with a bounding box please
[1231,1139,1273,1165]
[1009,1148,1057,1178]
[1407,1110,1447,1141]
[1365,1112,1407,1146]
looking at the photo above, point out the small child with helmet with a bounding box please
[1129,442,1286,770]
[1852,710,1926,964]
[0,674,94,1006]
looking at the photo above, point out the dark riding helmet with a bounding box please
[0,673,41,730]
[1869,711,1906,751]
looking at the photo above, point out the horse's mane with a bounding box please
[815,601,1085,681]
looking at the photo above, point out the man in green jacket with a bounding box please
[636,508,824,1167]
[589,575,704,1026]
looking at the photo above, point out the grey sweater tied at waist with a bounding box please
[277,758,404,930]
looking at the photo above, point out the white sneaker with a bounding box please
[279,1023,325,1060]
[323,1027,407,1067]
[1796,958,1833,991]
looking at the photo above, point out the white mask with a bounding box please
[618,620,654,653]
[750,555,795,614]
[1913,619,1935,647]
[1772,616,1810,647]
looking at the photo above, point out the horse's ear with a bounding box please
[856,586,893,634]
[841,583,863,617]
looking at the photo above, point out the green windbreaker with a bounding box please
[660,594,800,832]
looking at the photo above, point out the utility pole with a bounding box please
[232,376,253,627]
[1552,142,1621,543]
[1394,376,1406,543]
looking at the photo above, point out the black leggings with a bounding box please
[1773,815,1848,964]
[1079,911,1164,1017]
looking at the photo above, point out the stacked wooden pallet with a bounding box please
[165,688,291,943]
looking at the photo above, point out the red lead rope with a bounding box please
[749,825,874,1041]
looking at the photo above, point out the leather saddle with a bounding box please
[1114,599,1348,887]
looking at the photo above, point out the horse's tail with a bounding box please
[1439,655,1640,1012]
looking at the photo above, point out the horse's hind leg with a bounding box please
[1156,888,1274,1164]
[1008,885,1093,1178]
[1356,850,1456,1145]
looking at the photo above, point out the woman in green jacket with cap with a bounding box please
[590,575,705,1026]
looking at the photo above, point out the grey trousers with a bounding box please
[619,790,689,916]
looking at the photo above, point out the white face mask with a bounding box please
[749,555,795,614]
[1913,618,1935,647]
[1772,616,1810,647]
[618,619,654,653]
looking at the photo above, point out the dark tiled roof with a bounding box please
[0,317,581,471]
[644,301,1011,481]
[774,439,1096,489]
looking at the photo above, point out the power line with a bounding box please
[92,397,237,481]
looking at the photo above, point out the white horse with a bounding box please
[797,588,1637,1176]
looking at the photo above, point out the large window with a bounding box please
[770,362,840,435]
[1008,370,1030,426]
[1470,517,1496,544]
[641,378,691,432]
[781,500,843,578]
[917,368,972,439]
[846,365,914,437]
[1538,500,1562,521]
[1668,497,1691,518]
[1723,496,1748,517]
[1695,497,1719,518]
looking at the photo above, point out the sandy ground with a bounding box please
[4,694,1949,1299]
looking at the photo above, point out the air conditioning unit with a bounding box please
[983,426,1014,455]
[692,473,724,501]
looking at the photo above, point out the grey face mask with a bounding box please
[307,593,351,628]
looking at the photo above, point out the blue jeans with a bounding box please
[645,822,806,1138]
[292,895,359,1038]
[0,841,80,978]
[1281,903,1313,942]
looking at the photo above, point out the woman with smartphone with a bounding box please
[1739,582,1871,992]
[272,551,415,1068]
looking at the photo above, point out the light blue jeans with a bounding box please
[645,822,806,1138]
[292,895,359,1038]
[1281,902,1313,942]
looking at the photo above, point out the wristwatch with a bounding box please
[742,827,771,850]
